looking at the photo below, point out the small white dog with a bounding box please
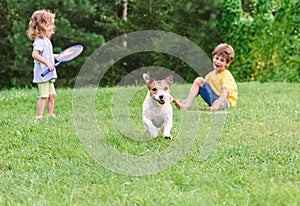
[142,73,174,139]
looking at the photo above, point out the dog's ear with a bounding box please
[165,74,173,85]
[143,73,153,86]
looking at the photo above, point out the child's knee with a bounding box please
[48,94,56,100]
[194,77,205,87]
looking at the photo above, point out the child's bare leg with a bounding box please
[47,94,56,116]
[178,77,205,109]
[37,98,47,117]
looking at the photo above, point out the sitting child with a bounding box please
[176,43,238,111]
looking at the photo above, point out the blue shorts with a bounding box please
[199,82,228,108]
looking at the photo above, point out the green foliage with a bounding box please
[220,0,300,82]
[1,0,105,88]
[1,0,300,88]
[94,0,222,85]
[291,55,300,64]
[0,0,222,88]
[0,0,14,88]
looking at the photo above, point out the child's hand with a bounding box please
[32,50,55,73]
[209,105,218,112]
[46,62,55,72]
[210,88,228,111]
[209,101,221,111]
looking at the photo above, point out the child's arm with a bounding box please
[32,50,55,72]
[209,88,228,111]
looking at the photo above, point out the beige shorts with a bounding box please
[37,82,56,98]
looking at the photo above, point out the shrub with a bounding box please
[220,0,300,82]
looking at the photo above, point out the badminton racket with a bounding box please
[41,44,83,77]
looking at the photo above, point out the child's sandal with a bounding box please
[46,114,56,119]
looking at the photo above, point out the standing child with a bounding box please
[27,10,57,119]
[175,43,238,111]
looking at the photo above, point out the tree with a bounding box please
[4,0,105,88]
[0,0,15,88]
[4,0,298,88]
[219,0,300,82]
[94,0,222,84]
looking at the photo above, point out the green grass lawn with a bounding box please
[0,82,299,205]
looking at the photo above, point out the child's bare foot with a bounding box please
[172,99,189,110]
[172,99,181,110]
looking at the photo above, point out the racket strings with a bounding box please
[57,46,83,61]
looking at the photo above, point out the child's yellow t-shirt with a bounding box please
[204,69,238,107]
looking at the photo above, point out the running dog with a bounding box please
[142,73,174,139]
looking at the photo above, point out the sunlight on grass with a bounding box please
[0,82,299,205]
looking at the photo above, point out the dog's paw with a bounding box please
[164,136,172,140]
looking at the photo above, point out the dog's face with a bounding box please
[143,73,173,105]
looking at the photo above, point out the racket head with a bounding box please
[56,45,83,62]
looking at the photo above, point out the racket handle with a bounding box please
[41,69,50,77]
[41,62,60,77]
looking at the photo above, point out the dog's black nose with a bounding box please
[159,95,164,100]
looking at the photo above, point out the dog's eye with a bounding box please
[164,87,168,90]
[152,88,157,92]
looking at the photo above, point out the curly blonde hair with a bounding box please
[27,9,56,40]
[212,43,235,63]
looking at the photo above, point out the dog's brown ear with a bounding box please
[165,74,173,85]
[143,73,153,86]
